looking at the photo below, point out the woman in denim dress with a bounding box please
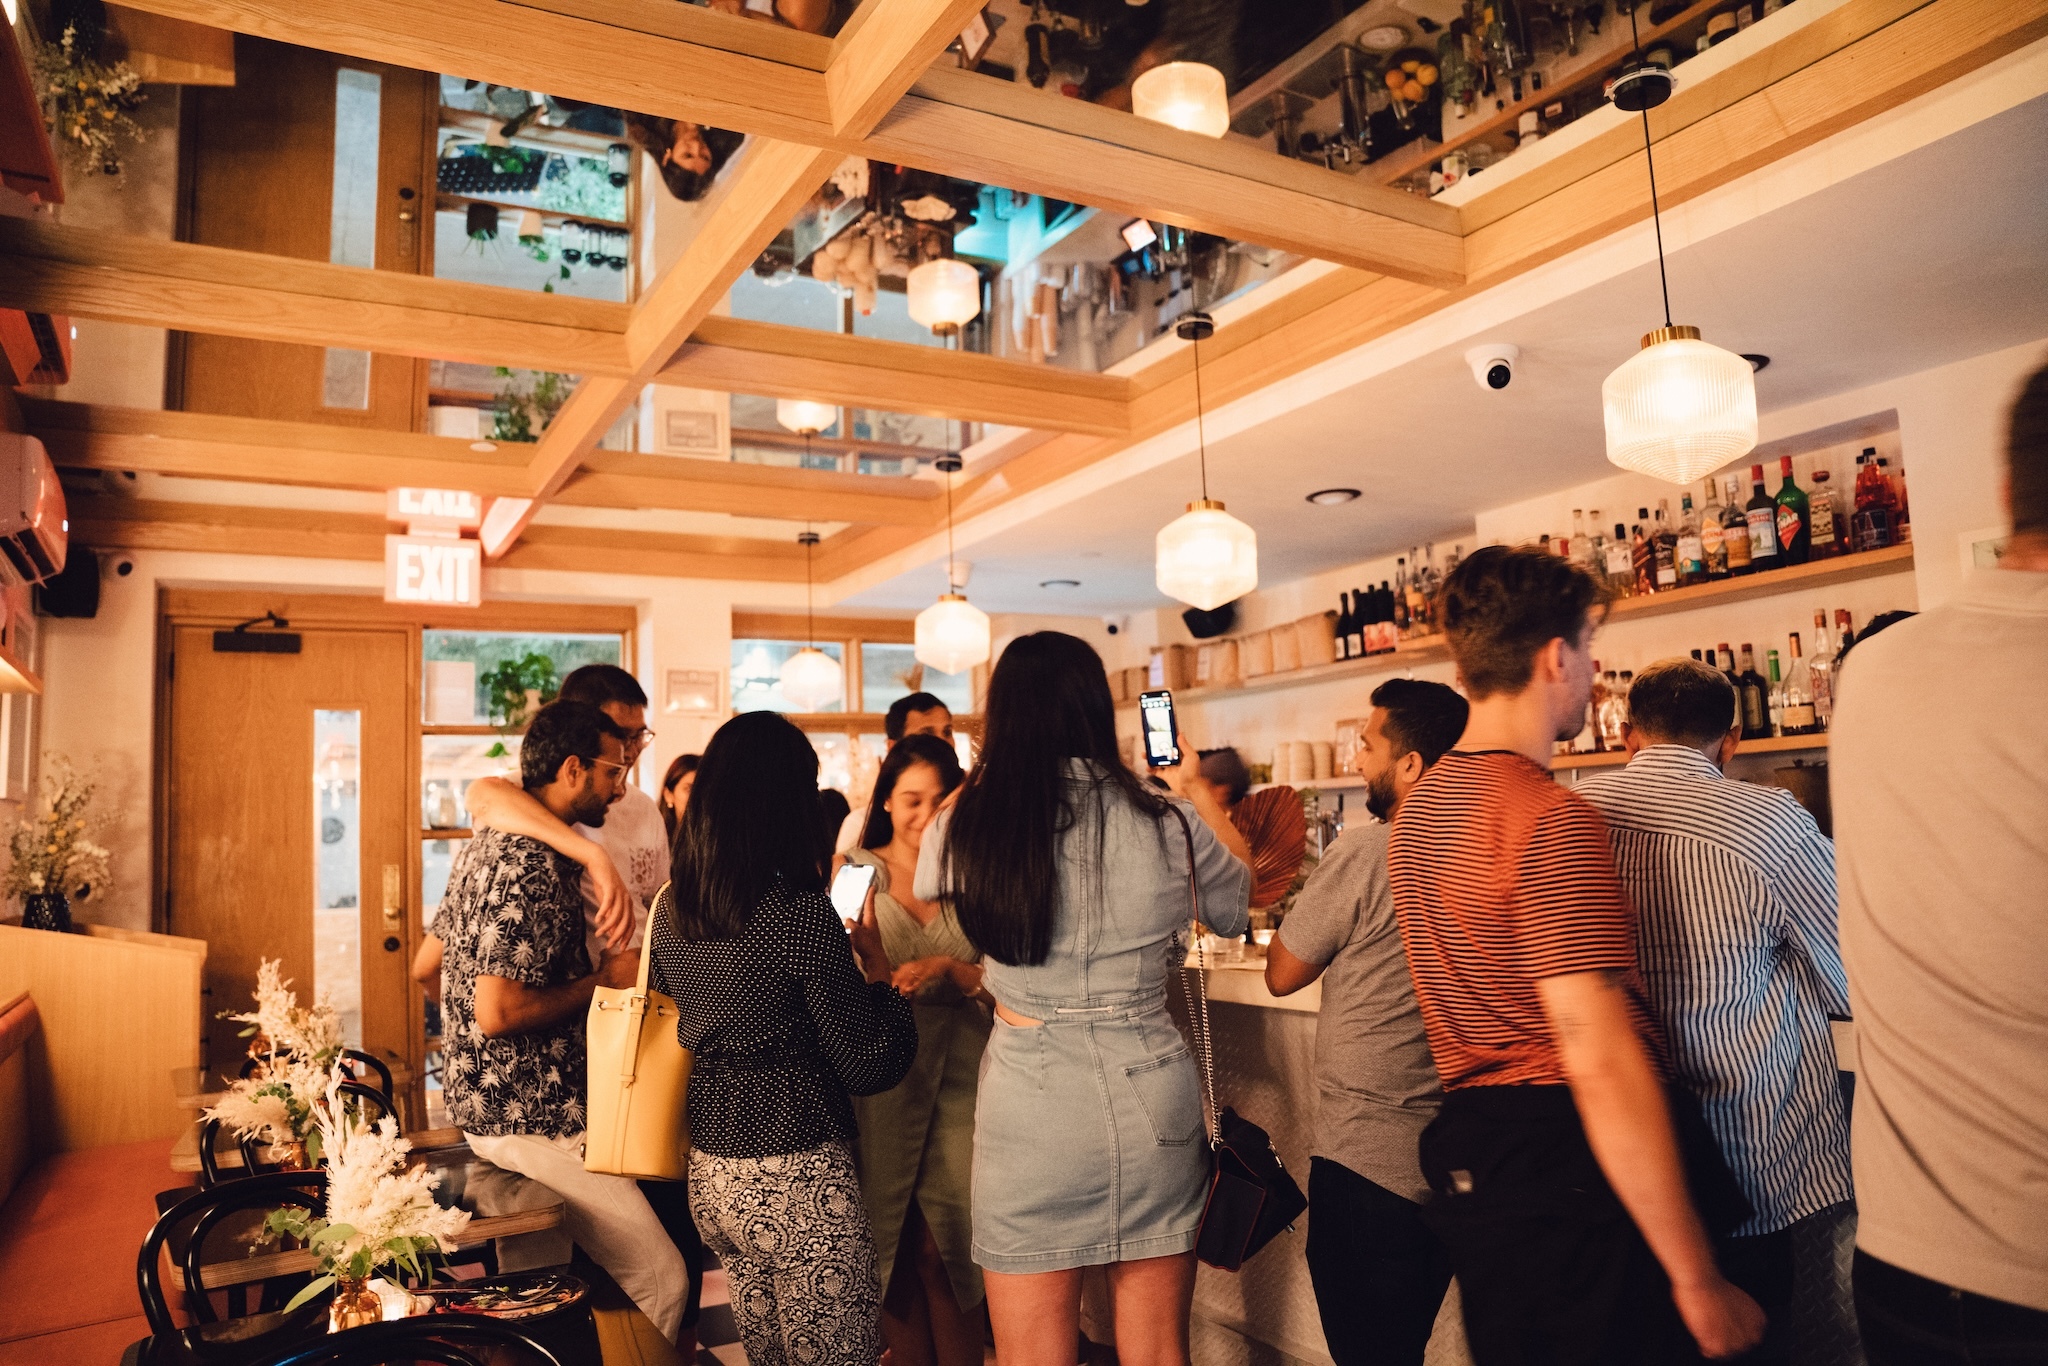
[916,631,1251,1365]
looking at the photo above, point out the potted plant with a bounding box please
[205,959,347,1167]
[3,757,112,931]
[30,20,146,177]
[480,651,559,736]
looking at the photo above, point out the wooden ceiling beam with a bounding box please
[663,316,1132,436]
[825,0,988,136]
[556,451,940,527]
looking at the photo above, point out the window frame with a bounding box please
[729,612,983,735]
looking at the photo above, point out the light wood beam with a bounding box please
[108,0,1467,287]
[826,0,987,136]
[663,317,1132,436]
[556,451,940,527]
[0,217,631,376]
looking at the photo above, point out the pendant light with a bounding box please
[1600,7,1756,485]
[907,256,981,335]
[1132,61,1231,138]
[779,529,844,712]
[776,398,837,436]
[914,439,991,675]
[1155,312,1257,611]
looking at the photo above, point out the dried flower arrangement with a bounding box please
[3,756,112,902]
[204,959,348,1161]
[30,23,146,178]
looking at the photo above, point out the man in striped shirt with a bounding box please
[1577,658,1850,1363]
[1389,545,1764,1364]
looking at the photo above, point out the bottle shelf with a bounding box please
[1116,633,1451,711]
[1603,543,1914,623]
[1553,731,1829,771]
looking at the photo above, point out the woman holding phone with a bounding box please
[839,734,990,1366]
[649,711,917,1365]
[915,632,1251,1366]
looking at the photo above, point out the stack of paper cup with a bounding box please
[1271,746,1290,786]
[1289,741,1314,784]
[1312,741,1335,780]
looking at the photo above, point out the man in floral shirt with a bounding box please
[437,699,691,1345]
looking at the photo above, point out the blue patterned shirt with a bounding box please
[1577,745,1851,1235]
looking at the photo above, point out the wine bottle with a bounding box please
[1781,632,1819,735]
[1676,494,1706,586]
[1766,649,1784,735]
[1721,476,1754,576]
[1336,591,1355,660]
[1345,588,1365,659]
[1393,560,1411,634]
[1737,645,1771,739]
[1699,480,1728,579]
[1774,455,1811,565]
[1745,464,1782,571]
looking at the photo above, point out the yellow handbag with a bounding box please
[583,882,692,1180]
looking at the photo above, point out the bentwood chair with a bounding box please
[137,1171,331,1349]
[239,1050,396,1104]
[248,1317,563,1366]
[199,1080,395,1187]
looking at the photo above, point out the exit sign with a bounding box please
[385,535,482,607]
[387,487,484,530]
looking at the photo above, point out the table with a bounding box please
[170,1119,467,1175]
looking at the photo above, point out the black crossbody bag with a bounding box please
[1168,806,1308,1272]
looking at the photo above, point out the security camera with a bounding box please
[114,559,135,578]
[1466,343,1519,391]
[1102,613,1130,636]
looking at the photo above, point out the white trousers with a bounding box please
[464,1129,690,1345]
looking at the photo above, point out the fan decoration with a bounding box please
[1229,787,1308,910]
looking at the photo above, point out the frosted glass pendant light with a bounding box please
[1132,61,1231,137]
[1153,312,1257,610]
[914,449,991,674]
[1603,326,1757,483]
[776,398,837,435]
[907,258,981,334]
[1600,5,1756,484]
[778,529,844,711]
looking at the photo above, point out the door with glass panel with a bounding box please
[174,38,432,427]
[164,621,415,1100]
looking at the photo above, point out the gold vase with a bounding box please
[273,1139,310,1171]
[328,1274,381,1333]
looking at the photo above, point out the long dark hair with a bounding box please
[944,632,1167,966]
[659,753,700,844]
[860,734,965,850]
[668,712,827,940]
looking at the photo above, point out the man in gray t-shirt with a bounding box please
[1267,679,1467,1366]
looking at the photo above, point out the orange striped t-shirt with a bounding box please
[1387,749,1666,1090]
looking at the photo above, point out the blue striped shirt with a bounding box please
[1576,745,1851,1235]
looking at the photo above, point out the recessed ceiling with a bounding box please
[847,93,2048,614]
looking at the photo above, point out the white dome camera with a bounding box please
[1465,343,1519,391]
[1102,613,1130,636]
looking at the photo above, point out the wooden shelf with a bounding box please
[1369,0,1726,188]
[1553,732,1829,771]
[1118,633,1450,711]
[435,191,629,231]
[1605,544,1914,623]
[439,105,624,158]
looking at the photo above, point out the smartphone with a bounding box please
[1139,689,1181,768]
[829,863,878,921]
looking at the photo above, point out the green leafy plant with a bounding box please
[480,651,559,730]
[489,368,570,443]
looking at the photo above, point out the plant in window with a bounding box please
[489,368,570,443]
[479,651,559,732]
[31,22,146,178]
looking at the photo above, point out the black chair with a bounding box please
[239,1050,395,1105]
[138,1171,329,1339]
[248,1317,563,1366]
[198,1080,393,1187]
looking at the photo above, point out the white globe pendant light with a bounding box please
[776,398,837,435]
[1153,312,1257,610]
[914,449,991,675]
[778,529,844,712]
[1599,10,1756,484]
[1603,325,1757,484]
[907,257,981,335]
[1132,61,1231,138]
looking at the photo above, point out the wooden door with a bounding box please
[173,36,432,428]
[164,620,418,1100]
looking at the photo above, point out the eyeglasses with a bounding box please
[623,727,655,747]
[592,757,633,776]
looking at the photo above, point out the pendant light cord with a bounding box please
[1191,334,1211,501]
[1629,3,1674,329]
[804,524,817,648]
[945,424,959,590]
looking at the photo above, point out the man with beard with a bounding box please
[1265,678,1467,1366]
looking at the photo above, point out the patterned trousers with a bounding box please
[689,1140,883,1366]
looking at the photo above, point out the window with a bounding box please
[422,630,624,726]
[323,69,381,409]
[731,638,846,714]
[860,642,973,714]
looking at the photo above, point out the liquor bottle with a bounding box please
[1737,645,1771,739]
[1587,513,1607,577]
[1347,587,1367,659]
[1852,448,1894,551]
[1651,501,1679,591]
[1808,467,1842,560]
[1745,464,1782,572]
[1572,662,1601,753]
[1605,521,1636,598]
[1595,669,1626,750]
[1632,510,1655,596]
[1378,582,1398,653]
[1774,455,1811,565]
[1721,475,1754,576]
[1393,561,1411,633]
[1781,633,1819,735]
[1882,457,1911,543]
[1809,609,1837,727]
[1835,609,1856,654]
[1766,649,1785,735]
[1335,591,1354,659]
[1570,509,1592,567]
[1675,494,1706,586]
[1700,480,1728,579]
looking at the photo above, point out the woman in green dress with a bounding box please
[841,733,990,1366]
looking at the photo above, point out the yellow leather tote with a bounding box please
[583,882,692,1180]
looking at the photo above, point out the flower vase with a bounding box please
[329,1274,382,1333]
[21,892,70,933]
[272,1139,310,1171]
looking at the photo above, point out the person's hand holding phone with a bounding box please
[846,881,892,986]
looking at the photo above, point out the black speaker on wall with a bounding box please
[34,544,99,619]
[1182,602,1237,639]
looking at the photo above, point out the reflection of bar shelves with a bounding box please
[1554,732,1828,771]
[438,105,622,158]
[435,191,629,231]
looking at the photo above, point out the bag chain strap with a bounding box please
[1170,806,1220,1150]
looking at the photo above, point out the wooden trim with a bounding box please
[557,451,941,525]
[825,0,989,137]
[161,587,640,633]
[1554,732,1827,771]
[1605,544,1915,622]
[732,611,917,643]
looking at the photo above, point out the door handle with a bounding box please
[382,863,404,929]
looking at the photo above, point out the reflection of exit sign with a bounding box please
[387,487,484,529]
[385,535,482,607]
